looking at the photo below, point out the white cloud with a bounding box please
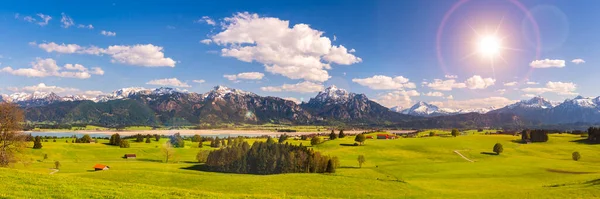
[36,13,52,26]
[81,90,104,97]
[446,95,454,100]
[36,42,176,67]
[0,58,103,79]
[260,81,324,93]
[497,89,507,95]
[526,81,539,85]
[8,83,79,94]
[444,74,458,79]
[224,72,265,81]
[77,24,94,29]
[101,30,116,37]
[423,91,444,97]
[18,13,52,26]
[465,75,495,89]
[425,79,466,91]
[503,81,518,86]
[522,81,577,96]
[283,97,301,104]
[571,59,585,64]
[200,39,212,45]
[192,79,205,84]
[522,94,536,98]
[352,75,415,90]
[60,13,75,28]
[430,97,517,110]
[208,12,360,82]
[146,78,191,88]
[529,59,565,68]
[375,90,420,108]
[196,16,216,25]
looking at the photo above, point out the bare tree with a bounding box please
[0,103,25,167]
[161,142,174,163]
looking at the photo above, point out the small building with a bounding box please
[93,164,109,171]
[377,134,393,139]
[123,154,137,159]
[366,135,373,139]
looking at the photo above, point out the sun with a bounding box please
[478,35,501,58]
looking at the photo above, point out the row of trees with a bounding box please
[587,127,600,143]
[521,130,549,142]
[205,141,338,174]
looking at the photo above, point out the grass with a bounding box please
[2,133,599,198]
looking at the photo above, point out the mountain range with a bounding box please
[2,86,600,129]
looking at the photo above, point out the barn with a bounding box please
[93,164,109,171]
[124,154,137,159]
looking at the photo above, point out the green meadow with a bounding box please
[1,132,599,199]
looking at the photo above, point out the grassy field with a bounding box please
[1,132,598,198]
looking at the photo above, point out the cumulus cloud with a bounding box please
[446,95,454,100]
[36,42,176,67]
[375,90,420,108]
[526,81,539,85]
[17,13,52,26]
[423,91,444,97]
[101,30,116,36]
[522,81,577,96]
[571,59,585,64]
[196,16,216,25]
[0,58,103,79]
[529,59,565,68]
[504,81,518,87]
[429,97,517,110]
[283,97,301,104]
[444,74,458,79]
[223,72,265,81]
[8,83,79,94]
[465,75,495,89]
[146,78,191,88]
[497,89,507,95]
[260,81,324,93]
[60,13,74,28]
[192,79,205,84]
[425,79,466,91]
[352,75,415,90]
[206,12,361,82]
[200,39,212,45]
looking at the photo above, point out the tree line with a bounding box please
[587,127,600,143]
[205,141,338,174]
[521,129,549,142]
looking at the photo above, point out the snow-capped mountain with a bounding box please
[401,101,457,117]
[312,85,353,104]
[202,85,255,99]
[7,91,63,107]
[507,96,555,110]
[390,106,403,113]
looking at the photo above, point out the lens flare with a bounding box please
[478,35,501,58]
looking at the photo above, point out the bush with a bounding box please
[572,152,581,161]
[429,132,436,136]
[169,133,185,148]
[493,143,503,155]
[451,129,459,137]
[354,134,366,145]
[33,136,43,149]
[311,136,322,146]
[119,140,130,148]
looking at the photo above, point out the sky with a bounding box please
[0,0,598,110]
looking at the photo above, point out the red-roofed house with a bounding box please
[93,164,109,171]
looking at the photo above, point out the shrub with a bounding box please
[429,132,436,136]
[354,134,366,145]
[451,129,459,137]
[493,143,503,155]
[311,136,322,146]
[33,136,43,149]
[119,140,130,148]
[572,152,581,161]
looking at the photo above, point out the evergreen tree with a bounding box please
[109,134,115,145]
[326,159,336,173]
[278,134,288,144]
[33,136,43,149]
[198,141,204,148]
[493,143,503,155]
[114,133,121,146]
[154,134,160,141]
[329,131,337,140]
[266,136,275,144]
[355,134,366,145]
[338,130,345,138]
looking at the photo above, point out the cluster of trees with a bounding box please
[33,136,43,149]
[205,141,338,174]
[521,130,549,142]
[169,133,185,148]
[587,127,600,143]
[109,133,129,148]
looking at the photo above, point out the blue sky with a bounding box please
[0,0,598,110]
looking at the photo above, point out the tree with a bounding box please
[54,161,61,169]
[192,134,201,142]
[196,150,210,163]
[429,132,436,136]
[493,143,503,155]
[572,151,581,161]
[326,159,336,173]
[355,134,366,145]
[329,130,337,140]
[451,129,459,137]
[119,140,130,148]
[311,136,322,146]
[358,155,366,168]
[339,130,345,138]
[109,133,121,146]
[145,135,152,143]
[33,136,43,149]
[278,134,288,144]
[198,140,204,148]
[135,134,144,142]
[43,154,48,161]
[169,133,185,148]
[266,136,275,144]
[162,142,174,163]
[80,134,92,143]
[154,134,160,142]
[0,103,26,167]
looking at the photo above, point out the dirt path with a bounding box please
[453,150,475,162]
[49,169,59,175]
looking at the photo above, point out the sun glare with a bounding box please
[478,35,501,57]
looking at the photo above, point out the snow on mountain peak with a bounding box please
[507,96,555,109]
[314,85,353,103]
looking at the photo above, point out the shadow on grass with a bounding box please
[510,139,526,144]
[339,143,358,147]
[136,158,163,163]
[480,152,498,156]
[339,166,360,169]
[569,139,599,145]
[585,179,600,186]
[546,168,597,174]
[181,164,208,171]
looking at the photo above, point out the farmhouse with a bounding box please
[93,164,109,171]
[366,135,373,139]
[124,154,137,159]
[377,134,396,139]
